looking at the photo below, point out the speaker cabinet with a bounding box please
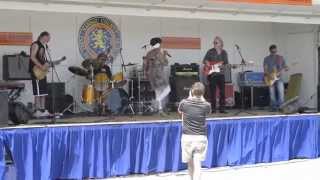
[129,78,155,102]
[170,76,199,102]
[45,95,73,113]
[47,82,65,98]
[3,54,31,80]
[242,86,270,108]
[0,92,9,127]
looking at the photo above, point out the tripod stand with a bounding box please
[233,45,256,116]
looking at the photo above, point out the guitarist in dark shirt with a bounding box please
[29,31,51,118]
[203,36,229,113]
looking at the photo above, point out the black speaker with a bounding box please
[170,76,199,102]
[129,78,155,102]
[47,82,65,98]
[45,94,73,113]
[241,86,270,108]
[318,85,320,112]
[3,54,31,80]
[0,92,9,127]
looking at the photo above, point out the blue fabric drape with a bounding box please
[0,115,319,179]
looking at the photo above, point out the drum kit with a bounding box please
[68,58,134,115]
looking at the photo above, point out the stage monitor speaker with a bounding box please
[47,82,65,98]
[3,54,31,80]
[170,76,199,102]
[0,92,9,127]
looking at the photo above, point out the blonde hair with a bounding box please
[214,36,224,48]
[191,82,205,98]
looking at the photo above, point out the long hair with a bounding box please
[37,31,50,41]
[214,36,224,48]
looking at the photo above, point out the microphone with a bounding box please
[164,50,172,57]
[141,44,148,49]
[235,44,240,50]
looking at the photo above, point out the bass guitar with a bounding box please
[33,56,66,80]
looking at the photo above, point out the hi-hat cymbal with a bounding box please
[122,63,137,67]
[110,80,127,88]
[68,66,89,77]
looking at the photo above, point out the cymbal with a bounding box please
[122,63,137,67]
[68,66,89,77]
[110,80,127,88]
[82,59,103,70]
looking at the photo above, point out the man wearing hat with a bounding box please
[143,37,171,116]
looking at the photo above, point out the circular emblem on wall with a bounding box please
[78,16,121,60]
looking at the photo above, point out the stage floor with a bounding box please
[22,109,283,126]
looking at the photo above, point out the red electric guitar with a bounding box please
[203,61,238,76]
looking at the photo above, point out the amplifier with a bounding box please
[3,53,31,80]
[0,91,8,127]
[238,71,266,87]
[129,78,155,102]
[205,83,235,107]
[47,82,65,98]
[170,76,199,102]
[46,94,73,113]
[171,63,199,77]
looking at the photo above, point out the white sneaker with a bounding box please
[41,110,52,117]
[33,110,43,118]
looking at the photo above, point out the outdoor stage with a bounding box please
[1,112,320,179]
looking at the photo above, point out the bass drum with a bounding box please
[105,88,129,115]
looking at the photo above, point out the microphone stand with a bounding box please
[47,47,62,123]
[119,48,126,79]
[234,45,256,116]
[119,48,135,115]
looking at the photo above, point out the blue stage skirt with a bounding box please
[0,114,319,179]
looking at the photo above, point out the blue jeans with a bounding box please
[269,80,284,109]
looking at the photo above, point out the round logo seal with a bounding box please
[78,16,121,60]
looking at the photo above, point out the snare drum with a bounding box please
[82,84,94,104]
[94,73,109,91]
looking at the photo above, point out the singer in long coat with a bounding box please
[143,48,169,92]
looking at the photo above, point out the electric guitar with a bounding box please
[264,62,297,86]
[32,56,66,80]
[203,61,238,76]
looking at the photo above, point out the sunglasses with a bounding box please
[214,41,219,44]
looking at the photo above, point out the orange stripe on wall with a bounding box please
[210,0,311,6]
[0,32,33,46]
[161,37,201,49]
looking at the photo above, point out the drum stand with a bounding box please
[136,70,155,115]
[128,79,136,115]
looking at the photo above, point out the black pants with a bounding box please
[208,74,225,110]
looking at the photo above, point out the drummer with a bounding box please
[82,51,113,79]
[95,51,113,79]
